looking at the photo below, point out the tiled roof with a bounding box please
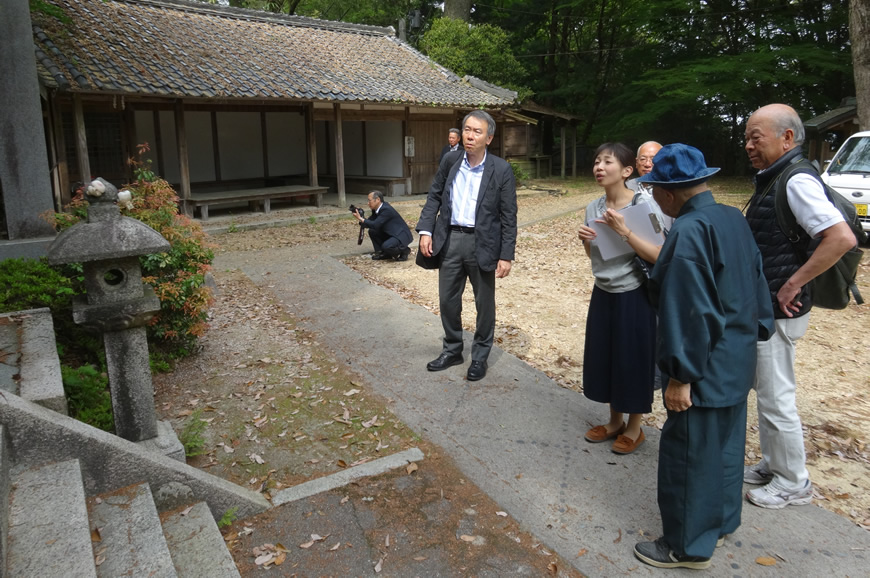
[31,0,516,107]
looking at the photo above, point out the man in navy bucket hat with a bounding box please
[632,144,774,569]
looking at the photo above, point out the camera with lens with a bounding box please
[349,204,364,218]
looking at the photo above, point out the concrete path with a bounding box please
[215,206,870,576]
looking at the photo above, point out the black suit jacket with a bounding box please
[440,143,464,162]
[417,149,517,272]
[362,201,413,245]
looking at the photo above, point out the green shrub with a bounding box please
[509,161,529,186]
[61,364,113,432]
[53,144,215,353]
[0,258,76,313]
[180,408,208,457]
[217,507,238,529]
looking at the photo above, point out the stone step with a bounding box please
[87,483,177,578]
[15,309,67,415]
[160,502,241,578]
[7,459,97,577]
[0,426,11,574]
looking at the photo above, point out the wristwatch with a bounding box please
[620,231,631,242]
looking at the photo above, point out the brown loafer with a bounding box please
[584,422,626,443]
[612,430,645,454]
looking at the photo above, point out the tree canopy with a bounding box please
[210,0,854,172]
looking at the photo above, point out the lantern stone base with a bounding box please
[137,420,186,462]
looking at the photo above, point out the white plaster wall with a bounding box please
[186,111,215,182]
[342,121,364,176]
[216,111,263,180]
[158,111,180,184]
[265,112,307,176]
[366,121,403,177]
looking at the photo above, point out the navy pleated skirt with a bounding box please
[582,285,656,414]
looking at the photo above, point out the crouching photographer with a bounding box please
[353,191,413,261]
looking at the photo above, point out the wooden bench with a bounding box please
[319,175,411,197]
[187,185,327,221]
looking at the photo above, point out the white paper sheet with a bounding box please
[590,201,665,260]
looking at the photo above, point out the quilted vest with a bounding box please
[745,148,813,319]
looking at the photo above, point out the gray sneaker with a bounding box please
[746,480,813,509]
[743,462,773,485]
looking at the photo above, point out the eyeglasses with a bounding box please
[637,157,654,163]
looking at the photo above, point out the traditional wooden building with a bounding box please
[28,0,516,219]
[804,97,859,166]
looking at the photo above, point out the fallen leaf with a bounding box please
[413,556,427,561]
[254,553,274,565]
[496,511,507,517]
[459,535,476,542]
[337,460,348,468]
[180,505,194,516]
[299,540,315,549]
[756,556,777,566]
[340,495,349,504]
[95,554,106,566]
[575,548,588,557]
[91,528,102,542]
[330,542,341,551]
[344,389,361,397]
[273,551,286,566]
[249,453,265,464]
[406,463,418,475]
[548,562,558,574]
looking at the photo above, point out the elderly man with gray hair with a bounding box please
[627,141,662,192]
[742,103,856,509]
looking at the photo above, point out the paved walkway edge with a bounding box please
[271,447,424,506]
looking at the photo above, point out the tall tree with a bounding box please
[852,0,870,129]
[444,0,472,22]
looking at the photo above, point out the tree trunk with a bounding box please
[444,0,472,22]
[852,0,870,130]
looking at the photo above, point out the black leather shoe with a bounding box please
[466,360,487,381]
[634,537,711,569]
[395,247,410,262]
[426,352,463,372]
[372,252,390,260]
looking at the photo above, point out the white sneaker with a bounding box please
[743,462,773,485]
[746,481,813,509]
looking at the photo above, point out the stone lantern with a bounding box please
[48,178,183,459]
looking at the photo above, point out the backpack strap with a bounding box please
[772,157,815,246]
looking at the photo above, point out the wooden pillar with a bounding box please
[361,121,368,177]
[153,110,165,178]
[72,94,91,183]
[306,103,318,186]
[333,103,346,206]
[123,102,136,183]
[403,106,411,194]
[49,93,70,206]
[560,125,566,179]
[572,126,577,178]
[211,111,221,182]
[261,111,269,178]
[174,99,192,216]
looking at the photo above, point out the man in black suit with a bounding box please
[439,128,463,161]
[354,191,413,261]
[417,110,518,381]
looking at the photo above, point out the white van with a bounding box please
[821,130,870,233]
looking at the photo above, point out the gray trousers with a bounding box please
[438,230,496,362]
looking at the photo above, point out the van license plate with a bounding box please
[857,204,868,217]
